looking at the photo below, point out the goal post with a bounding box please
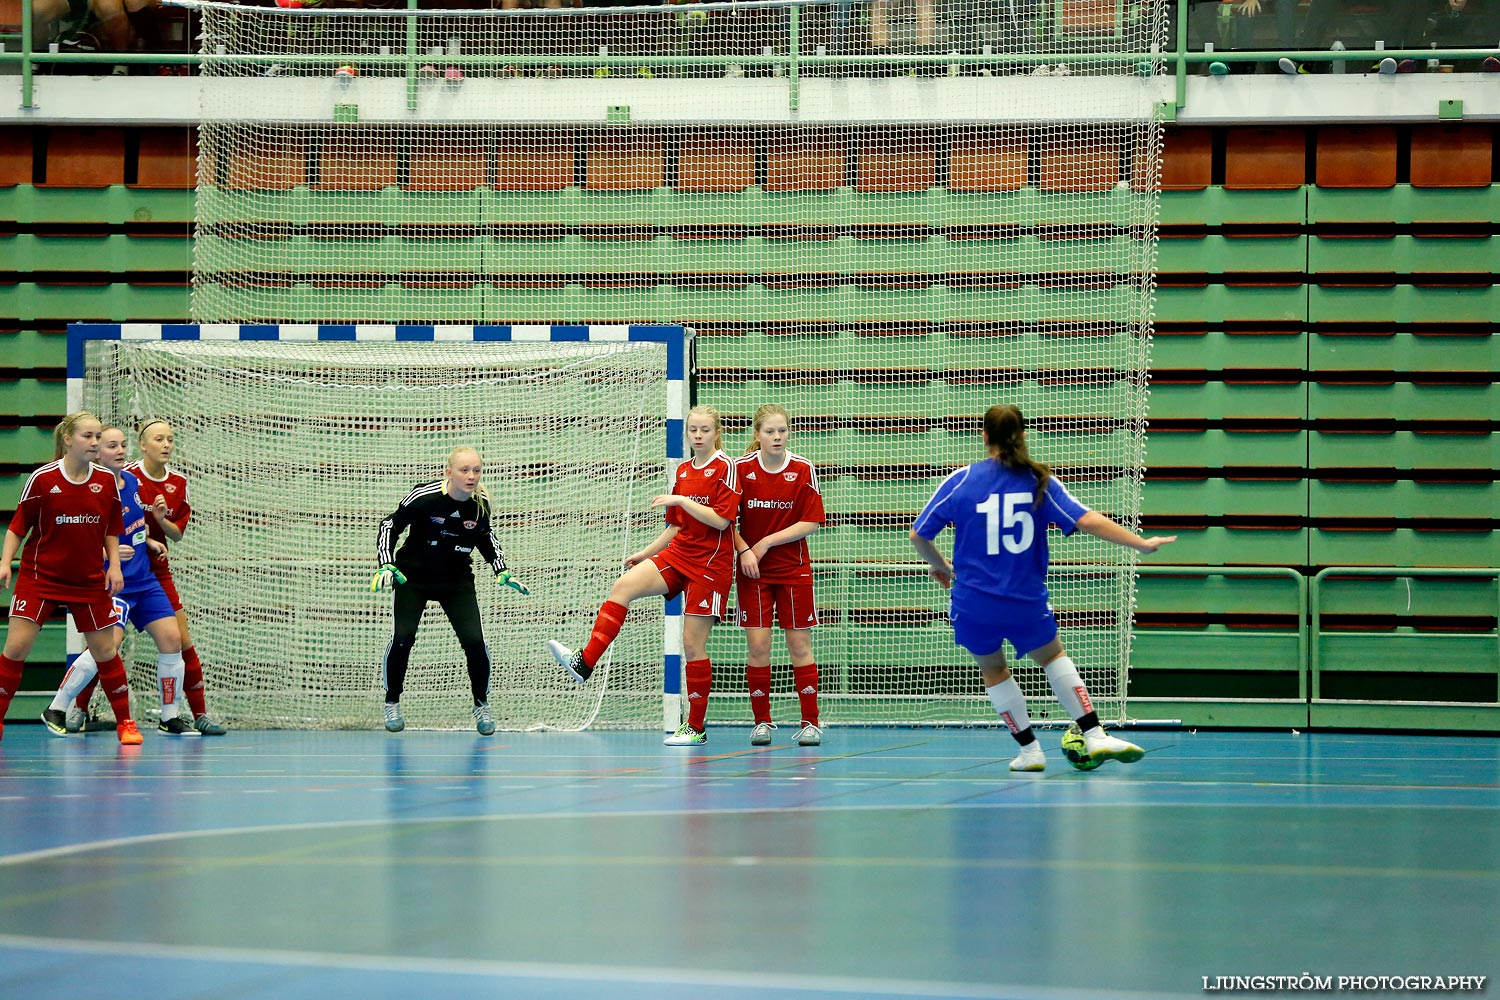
[67,321,693,732]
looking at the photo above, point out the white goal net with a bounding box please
[79,329,677,731]
[185,0,1166,726]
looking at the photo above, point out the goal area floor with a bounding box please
[0,727,1494,1000]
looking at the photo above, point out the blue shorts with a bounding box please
[112,579,177,633]
[949,589,1058,659]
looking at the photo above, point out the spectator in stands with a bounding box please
[1391,0,1500,71]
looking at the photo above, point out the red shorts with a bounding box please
[154,566,184,613]
[8,578,121,633]
[736,578,818,630]
[650,555,730,620]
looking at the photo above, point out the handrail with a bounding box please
[1310,567,1500,702]
[1136,564,1308,699]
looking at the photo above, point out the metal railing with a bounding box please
[6,0,1500,115]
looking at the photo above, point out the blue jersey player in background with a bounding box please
[910,404,1176,772]
[43,426,192,737]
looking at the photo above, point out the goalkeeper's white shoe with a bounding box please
[473,702,496,736]
[383,702,405,733]
[1009,743,1047,772]
[547,640,592,683]
[1083,730,1144,765]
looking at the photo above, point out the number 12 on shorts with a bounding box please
[977,492,1034,554]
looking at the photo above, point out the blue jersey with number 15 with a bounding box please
[912,460,1090,603]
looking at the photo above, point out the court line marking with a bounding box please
[0,932,1203,1000]
[2,805,1497,882]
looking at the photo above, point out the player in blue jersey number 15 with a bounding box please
[911,404,1175,772]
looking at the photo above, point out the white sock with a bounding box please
[157,651,186,721]
[1043,655,1094,724]
[51,651,100,711]
[986,676,1033,737]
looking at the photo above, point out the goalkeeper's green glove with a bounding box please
[497,571,530,596]
[370,564,407,592]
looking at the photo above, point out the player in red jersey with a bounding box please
[548,405,742,746]
[733,404,827,747]
[116,419,227,735]
[0,413,143,745]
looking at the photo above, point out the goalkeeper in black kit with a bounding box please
[372,447,529,736]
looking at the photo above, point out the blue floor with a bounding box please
[0,726,1496,999]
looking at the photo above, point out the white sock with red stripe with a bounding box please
[1043,655,1093,724]
[157,652,186,720]
[985,676,1034,741]
[51,651,100,712]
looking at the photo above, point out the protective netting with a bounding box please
[83,338,670,730]
[190,0,1166,726]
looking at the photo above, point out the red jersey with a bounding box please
[125,461,191,581]
[735,450,826,583]
[8,461,123,601]
[660,450,741,589]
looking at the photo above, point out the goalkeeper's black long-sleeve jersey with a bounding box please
[376,480,506,585]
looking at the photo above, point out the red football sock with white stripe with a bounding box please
[793,663,820,727]
[94,654,135,723]
[746,665,772,724]
[582,601,628,669]
[0,654,24,722]
[685,658,712,732]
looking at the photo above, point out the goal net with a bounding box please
[189,0,1167,726]
[74,325,685,731]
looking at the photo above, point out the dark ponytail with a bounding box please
[983,404,1051,507]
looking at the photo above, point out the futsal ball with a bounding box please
[334,64,357,82]
[1061,724,1102,771]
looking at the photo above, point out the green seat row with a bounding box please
[0,187,195,226]
[1158,234,1305,274]
[1309,381,1500,421]
[1310,480,1500,520]
[1309,236,1500,275]
[1311,527,1500,567]
[1159,188,1307,227]
[1142,478,1308,517]
[1147,381,1307,421]
[701,375,1141,420]
[1310,331,1500,374]
[0,235,193,273]
[1145,429,1306,468]
[0,284,191,323]
[191,282,1145,325]
[1309,285,1500,324]
[0,330,68,370]
[0,425,55,464]
[0,380,66,417]
[1155,283,1306,324]
[196,233,1141,276]
[1308,185,1500,225]
[1152,331,1306,370]
[200,186,1151,229]
[1310,430,1500,470]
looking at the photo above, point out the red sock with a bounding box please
[0,654,24,719]
[582,600,628,669]
[746,664,773,725]
[794,662,820,727]
[94,654,134,723]
[183,645,206,718]
[685,657,712,731]
[75,676,100,712]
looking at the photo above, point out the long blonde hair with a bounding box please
[687,404,724,453]
[442,446,491,519]
[53,411,101,460]
[744,403,790,454]
[984,404,1051,507]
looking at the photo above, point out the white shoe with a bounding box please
[1084,730,1144,765]
[750,722,776,746]
[65,706,87,733]
[795,722,822,746]
[1031,63,1053,76]
[664,723,706,746]
[1377,56,1397,75]
[1052,62,1071,77]
[1009,743,1046,772]
[383,701,404,733]
[1278,56,1300,75]
[547,639,591,683]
